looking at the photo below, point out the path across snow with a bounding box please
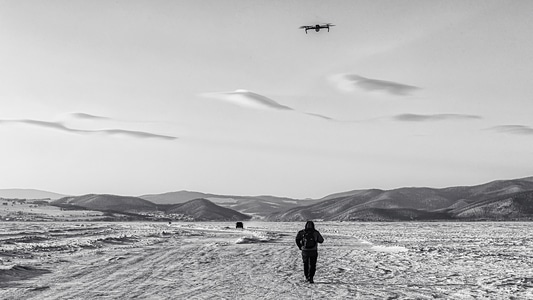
[1,222,532,299]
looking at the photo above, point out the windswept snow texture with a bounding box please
[1,222,532,299]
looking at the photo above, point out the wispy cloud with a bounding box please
[201,89,336,121]
[201,89,293,111]
[393,114,482,122]
[69,113,110,120]
[331,74,420,96]
[0,119,177,140]
[88,129,178,140]
[66,112,176,125]
[304,113,334,121]
[487,125,533,135]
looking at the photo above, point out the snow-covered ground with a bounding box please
[1,221,532,299]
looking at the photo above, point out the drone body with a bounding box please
[299,23,335,34]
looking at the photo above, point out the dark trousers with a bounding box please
[301,250,318,280]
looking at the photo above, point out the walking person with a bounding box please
[295,221,324,283]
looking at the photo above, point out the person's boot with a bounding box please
[309,278,314,284]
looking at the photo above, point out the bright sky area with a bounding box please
[1,0,532,199]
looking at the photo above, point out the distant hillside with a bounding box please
[319,176,533,201]
[450,190,533,219]
[0,189,67,200]
[140,191,215,204]
[267,177,533,221]
[337,208,453,221]
[8,175,533,222]
[52,194,159,212]
[167,198,251,221]
[140,191,319,217]
[51,194,250,221]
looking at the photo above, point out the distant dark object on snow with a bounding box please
[236,222,244,229]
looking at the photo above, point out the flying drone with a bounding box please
[299,23,335,34]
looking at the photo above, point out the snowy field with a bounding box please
[1,221,532,299]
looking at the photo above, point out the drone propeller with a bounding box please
[325,23,336,26]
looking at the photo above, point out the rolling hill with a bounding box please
[166,198,251,221]
[139,191,320,217]
[52,194,159,212]
[267,177,533,221]
[450,190,533,219]
[140,191,215,204]
[51,194,250,221]
[7,175,533,222]
[0,189,67,200]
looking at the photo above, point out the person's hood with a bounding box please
[305,221,315,230]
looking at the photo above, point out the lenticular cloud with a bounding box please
[68,113,111,120]
[393,113,482,122]
[201,89,336,121]
[0,119,177,140]
[331,74,420,96]
[201,89,293,111]
[487,125,533,135]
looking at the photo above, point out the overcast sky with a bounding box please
[1,0,532,198]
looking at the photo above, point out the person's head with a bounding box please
[305,220,315,230]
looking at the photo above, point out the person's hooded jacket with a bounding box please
[295,221,324,251]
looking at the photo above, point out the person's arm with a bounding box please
[316,231,324,244]
[295,231,303,249]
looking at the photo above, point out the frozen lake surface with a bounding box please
[1,221,532,299]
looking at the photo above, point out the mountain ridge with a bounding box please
[166,198,251,221]
[267,177,533,221]
[51,195,250,221]
[0,189,67,200]
[139,191,320,217]
[5,176,533,221]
